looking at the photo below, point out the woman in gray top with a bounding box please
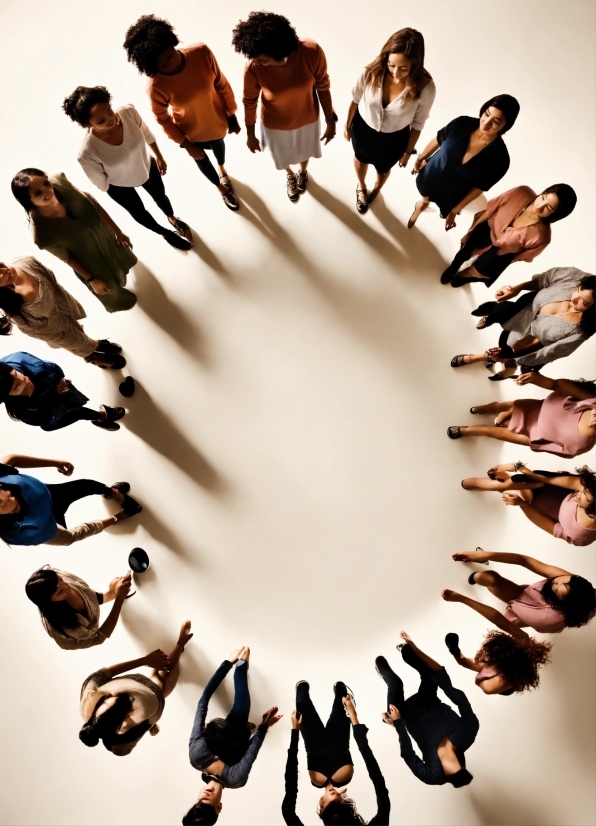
[25,566,132,650]
[450,267,595,380]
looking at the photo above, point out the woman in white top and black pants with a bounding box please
[345,29,436,214]
[63,86,192,250]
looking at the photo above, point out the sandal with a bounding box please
[168,216,193,242]
[356,187,368,214]
[447,426,465,439]
[476,316,489,329]
[451,354,472,367]
[407,200,421,229]
[470,407,481,414]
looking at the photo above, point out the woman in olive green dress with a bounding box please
[11,169,137,313]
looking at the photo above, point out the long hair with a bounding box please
[475,631,551,693]
[576,465,596,516]
[25,567,79,632]
[577,275,596,339]
[79,694,133,748]
[11,168,46,214]
[541,576,596,628]
[365,28,430,102]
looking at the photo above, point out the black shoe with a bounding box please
[356,187,368,214]
[445,633,461,658]
[104,481,131,499]
[440,264,459,284]
[92,418,120,431]
[468,571,479,585]
[119,376,135,398]
[296,170,309,192]
[375,655,390,678]
[122,494,142,517]
[287,173,299,203]
[85,351,126,370]
[162,229,192,250]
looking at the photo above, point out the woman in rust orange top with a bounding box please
[443,183,577,287]
[232,12,337,203]
[124,15,241,211]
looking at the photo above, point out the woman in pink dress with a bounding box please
[442,183,576,287]
[450,549,595,634]
[461,463,596,547]
[447,372,596,458]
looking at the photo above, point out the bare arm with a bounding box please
[104,649,169,678]
[450,187,483,217]
[98,596,126,640]
[400,633,442,671]
[416,136,439,162]
[404,127,421,156]
[516,467,581,492]
[1,454,66,470]
[345,100,358,134]
[442,591,529,641]
[549,379,596,401]
[453,550,570,577]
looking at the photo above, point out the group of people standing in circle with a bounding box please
[0,9,594,826]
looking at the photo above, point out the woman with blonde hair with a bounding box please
[345,28,435,213]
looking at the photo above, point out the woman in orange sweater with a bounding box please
[232,12,337,203]
[124,15,241,211]
[442,183,577,287]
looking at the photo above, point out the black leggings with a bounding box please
[378,645,441,726]
[296,681,352,783]
[42,407,100,431]
[46,479,110,527]
[451,222,516,287]
[192,138,226,187]
[107,158,174,235]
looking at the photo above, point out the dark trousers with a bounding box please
[296,683,350,752]
[451,222,516,287]
[107,158,174,235]
[43,407,100,431]
[226,660,251,729]
[379,645,440,726]
[473,290,536,327]
[193,138,226,187]
[46,479,109,527]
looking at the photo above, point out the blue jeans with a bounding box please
[226,659,250,728]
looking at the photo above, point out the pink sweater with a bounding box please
[473,185,551,262]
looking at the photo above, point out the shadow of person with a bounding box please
[123,380,227,498]
[306,178,408,270]
[185,227,231,279]
[132,260,204,353]
[232,180,314,273]
[136,504,198,562]
[370,194,448,275]
[469,784,548,825]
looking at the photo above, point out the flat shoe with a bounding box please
[92,419,120,431]
[451,354,471,367]
[100,404,126,422]
[445,633,461,657]
[104,481,131,499]
[119,376,135,398]
[447,426,464,439]
[488,372,517,382]
[122,494,142,517]
[407,201,421,229]
[356,187,368,214]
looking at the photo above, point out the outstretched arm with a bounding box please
[281,718,303,826]
[452,550,570,578]
[1,454,72,472]
[399,632,443,671]
[353,725,390,824]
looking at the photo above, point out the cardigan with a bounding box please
[474,186,551,262]
[393,668,479,785]
[282,725,390,825]
[188,660,267,788]
[243,40,331,130]
[504,266,592,367]
[78,104,156,190]
[352,69,436,133]
[149,43,237,144]
[40,570,107,649]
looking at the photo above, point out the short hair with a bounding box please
[232,12,300,61]
[540,183,577,224]
[11,168,47,213]
[181,802,219,825]
[62,86,112,126]
[318,799,365,825]
[0,362,14,403]
[479,94,520,133]
[123,14,179,76]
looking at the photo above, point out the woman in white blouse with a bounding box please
[345,29,436,214]
[63,86,193,250]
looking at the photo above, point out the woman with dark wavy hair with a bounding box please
[451,549,596,634]
[25,565,132,649]
[451,267,595,380]
[461,463,596,546]
[441,622,552,696]
[408,93,519,230]
[377,632,478,786]
[79,621,192,756]
[11,169,137,313]
[442,183,576,287]
[232,11,336,203]
[345,28,435,213]
[123,15,240,211]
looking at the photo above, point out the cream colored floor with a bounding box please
[0,1,594,824]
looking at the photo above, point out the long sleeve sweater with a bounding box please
[188,660,267,789]
[282,725,390,824]
[393,668,479,785]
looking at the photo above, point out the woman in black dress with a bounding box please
[408,94,520,230]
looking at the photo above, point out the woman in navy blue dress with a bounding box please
[407,94,519,230]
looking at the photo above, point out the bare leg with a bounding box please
[298,159,309,173]
[462,475,541,494]
[150,621,193,699]
[458,425,530,445]
[284,165,296,175]
[457,264,490,281]
[470,402,513,415]
[409,196,430,224]
[472,571,526,603]
[453,651,482,672]
[456,352,493,366]
[368,171,391,203]
[353,158,368,191]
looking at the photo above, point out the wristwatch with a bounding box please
[325,112,338,124]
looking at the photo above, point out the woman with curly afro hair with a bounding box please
[441,586,553,694]
[232,12,337,203]
[123,15,241,211]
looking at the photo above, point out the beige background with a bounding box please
[0,0,594,823]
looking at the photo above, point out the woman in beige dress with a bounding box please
[0,256,124,368]
[25,566,132,650]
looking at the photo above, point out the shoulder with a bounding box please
[445,115,473,134]
[185,43,213,64]
[51,172,71,190]
[516,184,537,201]
[420,76,436,95]
[299,39,325,58]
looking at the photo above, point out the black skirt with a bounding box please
[351,107,410,174]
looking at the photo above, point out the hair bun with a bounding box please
[79,722,100,747]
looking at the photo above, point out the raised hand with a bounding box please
[291,710,302,730]
[261,706,283,728]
